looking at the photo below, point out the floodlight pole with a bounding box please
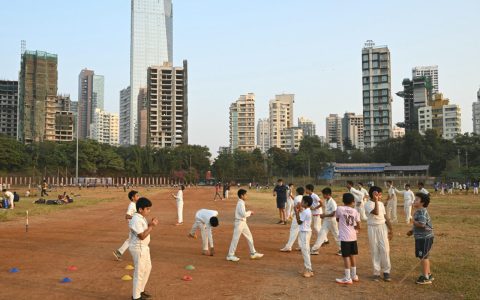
[75,113,79,185]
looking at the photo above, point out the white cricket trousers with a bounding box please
[404,203,412,224]
[129,246,152,299]
[367,224,391,275]
[474,187,479,195]
[190,219,213,251]
[312,217,340,251]
[386,199,397,223]
[228,220,256,256]
[177,200,183,223]
[118,236,130,255]
[284,218,300,250]
[298,231,312,271]
[285,198,294,219]
[225,190,229,199]
[356,203,367,221]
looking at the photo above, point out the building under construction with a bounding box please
[18,50,74,142]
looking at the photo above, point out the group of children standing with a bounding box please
[115,182,435,299]
[279,182,435,286]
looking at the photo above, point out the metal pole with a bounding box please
[76,113,79,185]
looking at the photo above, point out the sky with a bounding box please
[1,0,479,154]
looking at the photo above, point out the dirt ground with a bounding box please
[0,187,473,299]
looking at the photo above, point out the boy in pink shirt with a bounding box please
[335,193,361,284]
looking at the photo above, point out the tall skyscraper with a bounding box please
[128,0,173,145]
[90,108,119,146]
[473,88,480,135]
[396,77,432,132]
[229,93,255,152]
[412,66,439,94]
[298,117,316,137]
[18,50,58,143]
[326,114,343,149]
[119,86,131,146]
[0,80,18,138]
[256,118,270,153]
[269,94,294,149]
[362,40,392,148]
[147,61,188,148]
[78,69,104,139]
[418,93,461,140]
[342,112,364,150]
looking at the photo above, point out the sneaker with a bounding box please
[276,220,283,224]
[416,275,432,285]
[303,271,314,278]
[383,272,392,282]
[250,252,264,259]
[280,247,292,252]
[336,250,343,256]
[188,232,197,239]
[175,222,183,226]
[372,275,382,282]
[310,250,319,255]
[282,221,287,225]
[141,291,153,299]
[352,275,359,282]
[323,240,330,246]
[226,255,240,262]
[428,273,434,281]
[336,277,353,285]
[112,250,122,261]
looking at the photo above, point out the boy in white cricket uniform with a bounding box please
[347,181,367,221]
[305,184,328,246]
[2,189,14,209]
[364,186,393,282]
[294,195,314,278]
[395,184,415,224]
[129,198,158,300]
[226,189,264,262]
[285,183,295,221]
[418,182,429,195]
[113,190,139,260]
[280,186,305,252]
[311,187,341,255]
[172,185,185,225]
[385,180,398,223]
[188,209,219,256]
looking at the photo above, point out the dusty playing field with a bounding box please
[0,187,478,299]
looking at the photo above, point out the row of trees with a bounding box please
[0,135,211,181]
[212,131,480,182]
[1,130,479,182]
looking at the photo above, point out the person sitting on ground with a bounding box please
[2,189,15,209]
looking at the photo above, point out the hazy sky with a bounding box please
[1,0,479,154]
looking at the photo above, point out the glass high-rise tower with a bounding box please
[125,0,173,145]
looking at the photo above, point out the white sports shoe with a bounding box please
[250,252,264,259]
[352,275,359,282]
[226,255,240,262]
[336,277,353,285]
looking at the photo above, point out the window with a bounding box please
[362,54,369,62]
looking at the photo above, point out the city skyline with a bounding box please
[1,1,480,153]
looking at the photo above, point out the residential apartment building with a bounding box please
[342,112,364,150]
[78,69,104,139]
[119,86,131,146]
[280,127,303,152]
[362,40,392,148]
[392,125,405,138]
[418,93,461,140]
[18,50,58,143]
[146,61,188,148]
[326,114,342,149]
[229,93,255,152]
[269,94,294,149]
[473,88,480,134]
[298,117,316,137]
[54,95,75,142]
[90,108,119,146]
[412,65,439,94]
[128,0,173,145]
[256,118,270,153]
[396,77,432,132]
[0,80,18,138]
